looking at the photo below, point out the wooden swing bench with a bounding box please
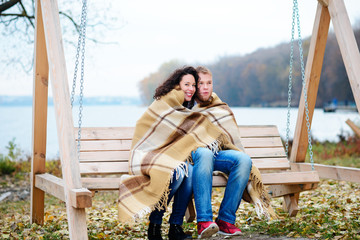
[30,0,360,238]
[34,125,319,221]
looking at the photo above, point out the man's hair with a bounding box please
[196,66,212,77]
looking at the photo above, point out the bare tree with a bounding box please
[0,0,120,73]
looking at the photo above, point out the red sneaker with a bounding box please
[216,218,242,236]
[197,221,219,239]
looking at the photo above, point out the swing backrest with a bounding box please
[77,125,293,191]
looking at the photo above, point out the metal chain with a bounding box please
[287,0,315,170]
[70,0,88,158]
[285,2,296,157]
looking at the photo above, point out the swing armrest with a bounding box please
[35,173,92,208]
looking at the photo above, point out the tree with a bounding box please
[0,0,119,73]
[138,59,186,105]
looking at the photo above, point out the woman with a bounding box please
[118,66,199,240]
[148,66,198,240]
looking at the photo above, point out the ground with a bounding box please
[1,171,360,239]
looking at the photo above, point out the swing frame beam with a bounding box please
[30,0,360,239]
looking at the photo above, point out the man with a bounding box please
[191,66,252,238]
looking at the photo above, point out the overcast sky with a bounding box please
[2,0,360,97]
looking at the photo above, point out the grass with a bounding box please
[0,136,360,239]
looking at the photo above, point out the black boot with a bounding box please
[148,223,163,240]
[168,224,192,240]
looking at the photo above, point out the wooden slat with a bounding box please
[245,147,286,158]
[83,171,319,191]
[79,154,290,170]
[78,126,281,140]
[76,127,134,140]
[241,137,283,148]
[291,162,360,183]
[213,171,319,186]
[79,158,289,175]
[80,162,128,175]
[79,151,130,162]
[252,158,290,170]
[79,140,132,151]
[261,171,320,185]
[82,177,122,190]
[238,125,280,137]
[79,159,289,175]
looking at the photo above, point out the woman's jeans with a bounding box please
[192,147,252,224]
[149,164,193,225]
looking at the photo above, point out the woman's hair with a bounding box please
[153,66,199,100]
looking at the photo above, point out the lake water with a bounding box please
[0,105,359,158]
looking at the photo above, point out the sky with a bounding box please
[1,0,360,97]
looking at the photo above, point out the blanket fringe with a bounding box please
[171,162,189,183]
[154,161,189,212]
[207,137,224,155]
[247,174,278,220]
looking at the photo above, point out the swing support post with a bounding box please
[290,2,330,163]
[30,0,49,225]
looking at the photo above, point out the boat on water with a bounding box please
[323,100,358,113]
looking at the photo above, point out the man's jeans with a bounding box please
[192,147,252,224]
[149,164,193,225]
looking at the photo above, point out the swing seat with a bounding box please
[34,125,319,218]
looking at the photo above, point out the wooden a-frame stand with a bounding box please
[31,0,91,239]
[30,0,360,239]
[289,0,360,178]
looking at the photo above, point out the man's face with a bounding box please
[197,73,213,102]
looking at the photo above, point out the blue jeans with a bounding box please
[192,148,252,224]
[149,164,193,225]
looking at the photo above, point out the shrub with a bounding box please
[0,156,16,175]
[0,138,22,175]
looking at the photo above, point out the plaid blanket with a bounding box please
[118,89,238,222]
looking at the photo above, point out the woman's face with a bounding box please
[179,74,196,101]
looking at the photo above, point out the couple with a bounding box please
[118,66,275,239]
